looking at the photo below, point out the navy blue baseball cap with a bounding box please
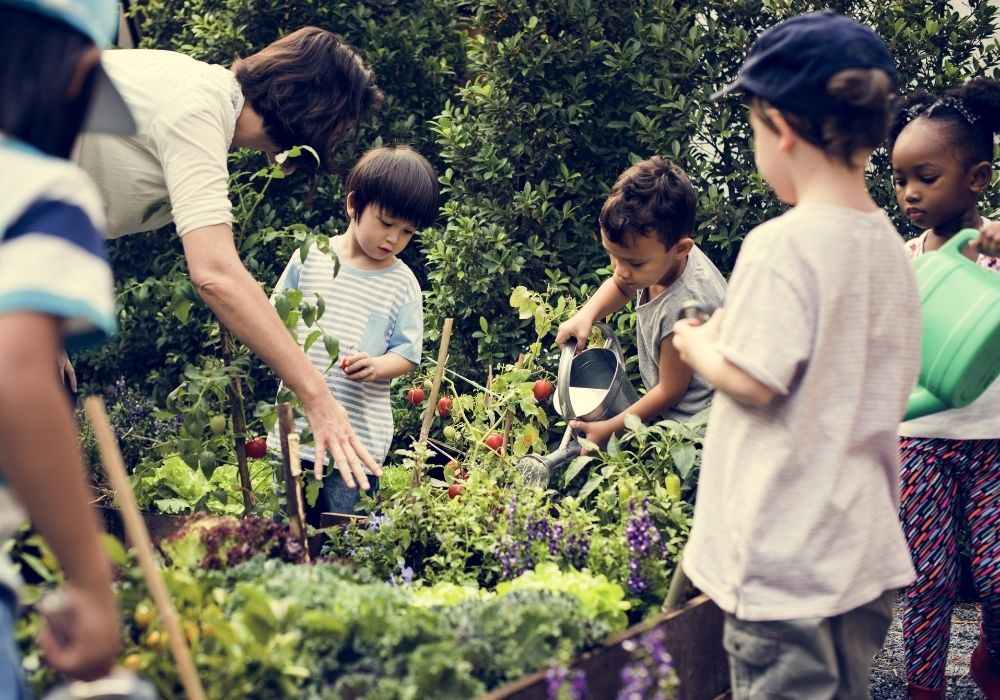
[712,10,897,115]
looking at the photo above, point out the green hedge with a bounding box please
[425,0,1000,368]
[81,0,999,424]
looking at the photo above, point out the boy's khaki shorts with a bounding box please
[723,590,895,699]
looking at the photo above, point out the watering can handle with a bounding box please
[557,338,578,421]
[595,321,626,362]
[942,229,980,259]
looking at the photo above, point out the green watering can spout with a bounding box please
[904,386,950,421]
[904,228,1000,421]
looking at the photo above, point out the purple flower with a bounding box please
[616,629,675,700]
[546,665,587,700]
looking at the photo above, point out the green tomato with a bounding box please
[209,415,227,434]
[443,425,458,442]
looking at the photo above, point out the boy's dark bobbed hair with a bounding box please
[888,77,1000,164]
[234,26,385,172]
[346,145,439,230]
[600,156,697,249]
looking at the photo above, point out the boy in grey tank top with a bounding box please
[555,157,727,447]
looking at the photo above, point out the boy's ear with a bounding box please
[968,161,992,194]
[766,108,797,153]
[674,238,695,257]
[345,191,357,220]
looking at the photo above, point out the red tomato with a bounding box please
[406,388,425,405]
[483,434,503,453]
[437,396,453,418]
[532,379,553,402]
[245,437,267,459]
[448,483,462,499]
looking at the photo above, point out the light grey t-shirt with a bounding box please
[635,243,727,421]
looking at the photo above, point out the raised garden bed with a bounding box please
[484,594,728,700]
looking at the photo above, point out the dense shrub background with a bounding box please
[78,0,999,424]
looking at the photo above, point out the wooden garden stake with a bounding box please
[500,353,526,458]
[277,403,309,558]
[82,397,206,700]
[410,317,453,489]
[221,324,255,516]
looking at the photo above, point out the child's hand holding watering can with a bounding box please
[974,221,1000,258]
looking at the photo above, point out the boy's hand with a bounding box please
[672,309,724,366]
[555,316,593,350]
[973,221,1000,257]
[38,584,120,681]
[569,418,615,449]
[341,353,377,382]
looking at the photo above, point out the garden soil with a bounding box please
[870,594,985,699]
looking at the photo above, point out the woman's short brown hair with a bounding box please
[750,67,894,168]
[233,26,384,172]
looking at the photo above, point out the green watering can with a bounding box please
[904,229,1000,421]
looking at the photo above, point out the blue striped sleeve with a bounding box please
[0,200,115,351]
[387,298,423,364]
[5,199,108,261]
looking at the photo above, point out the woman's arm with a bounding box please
[181,224,379,487]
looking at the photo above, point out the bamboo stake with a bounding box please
[410,317,453,489]
[221,325,255,516]
[83,397,206,700]
[277,403,309,557]
[500,353,526,459]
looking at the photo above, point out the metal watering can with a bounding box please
[515,322,640,487]
[904,229,1000,421]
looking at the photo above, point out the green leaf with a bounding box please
[323,334,340,359]
[303,329,323,353]
[671,442,696,478]
[561,454,594,486]
[577,472,603,501]
[623,413,643,431]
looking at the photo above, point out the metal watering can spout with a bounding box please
[904,228,1000,420]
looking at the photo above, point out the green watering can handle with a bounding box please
[941,228,980,258]
[904,385,950,421]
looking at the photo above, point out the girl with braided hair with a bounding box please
[889,76,1000,699]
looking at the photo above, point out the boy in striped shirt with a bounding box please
[0,0,138,685]
[269,145,438,516]
[672,12,922,697]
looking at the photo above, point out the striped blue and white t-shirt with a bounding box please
[0,135,116,588]
[268,242,423,471]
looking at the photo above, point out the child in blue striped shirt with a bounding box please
[270,145,438,516]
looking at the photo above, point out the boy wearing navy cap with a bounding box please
[672,11,922,697]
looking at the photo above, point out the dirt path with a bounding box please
[870,597,985,699]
